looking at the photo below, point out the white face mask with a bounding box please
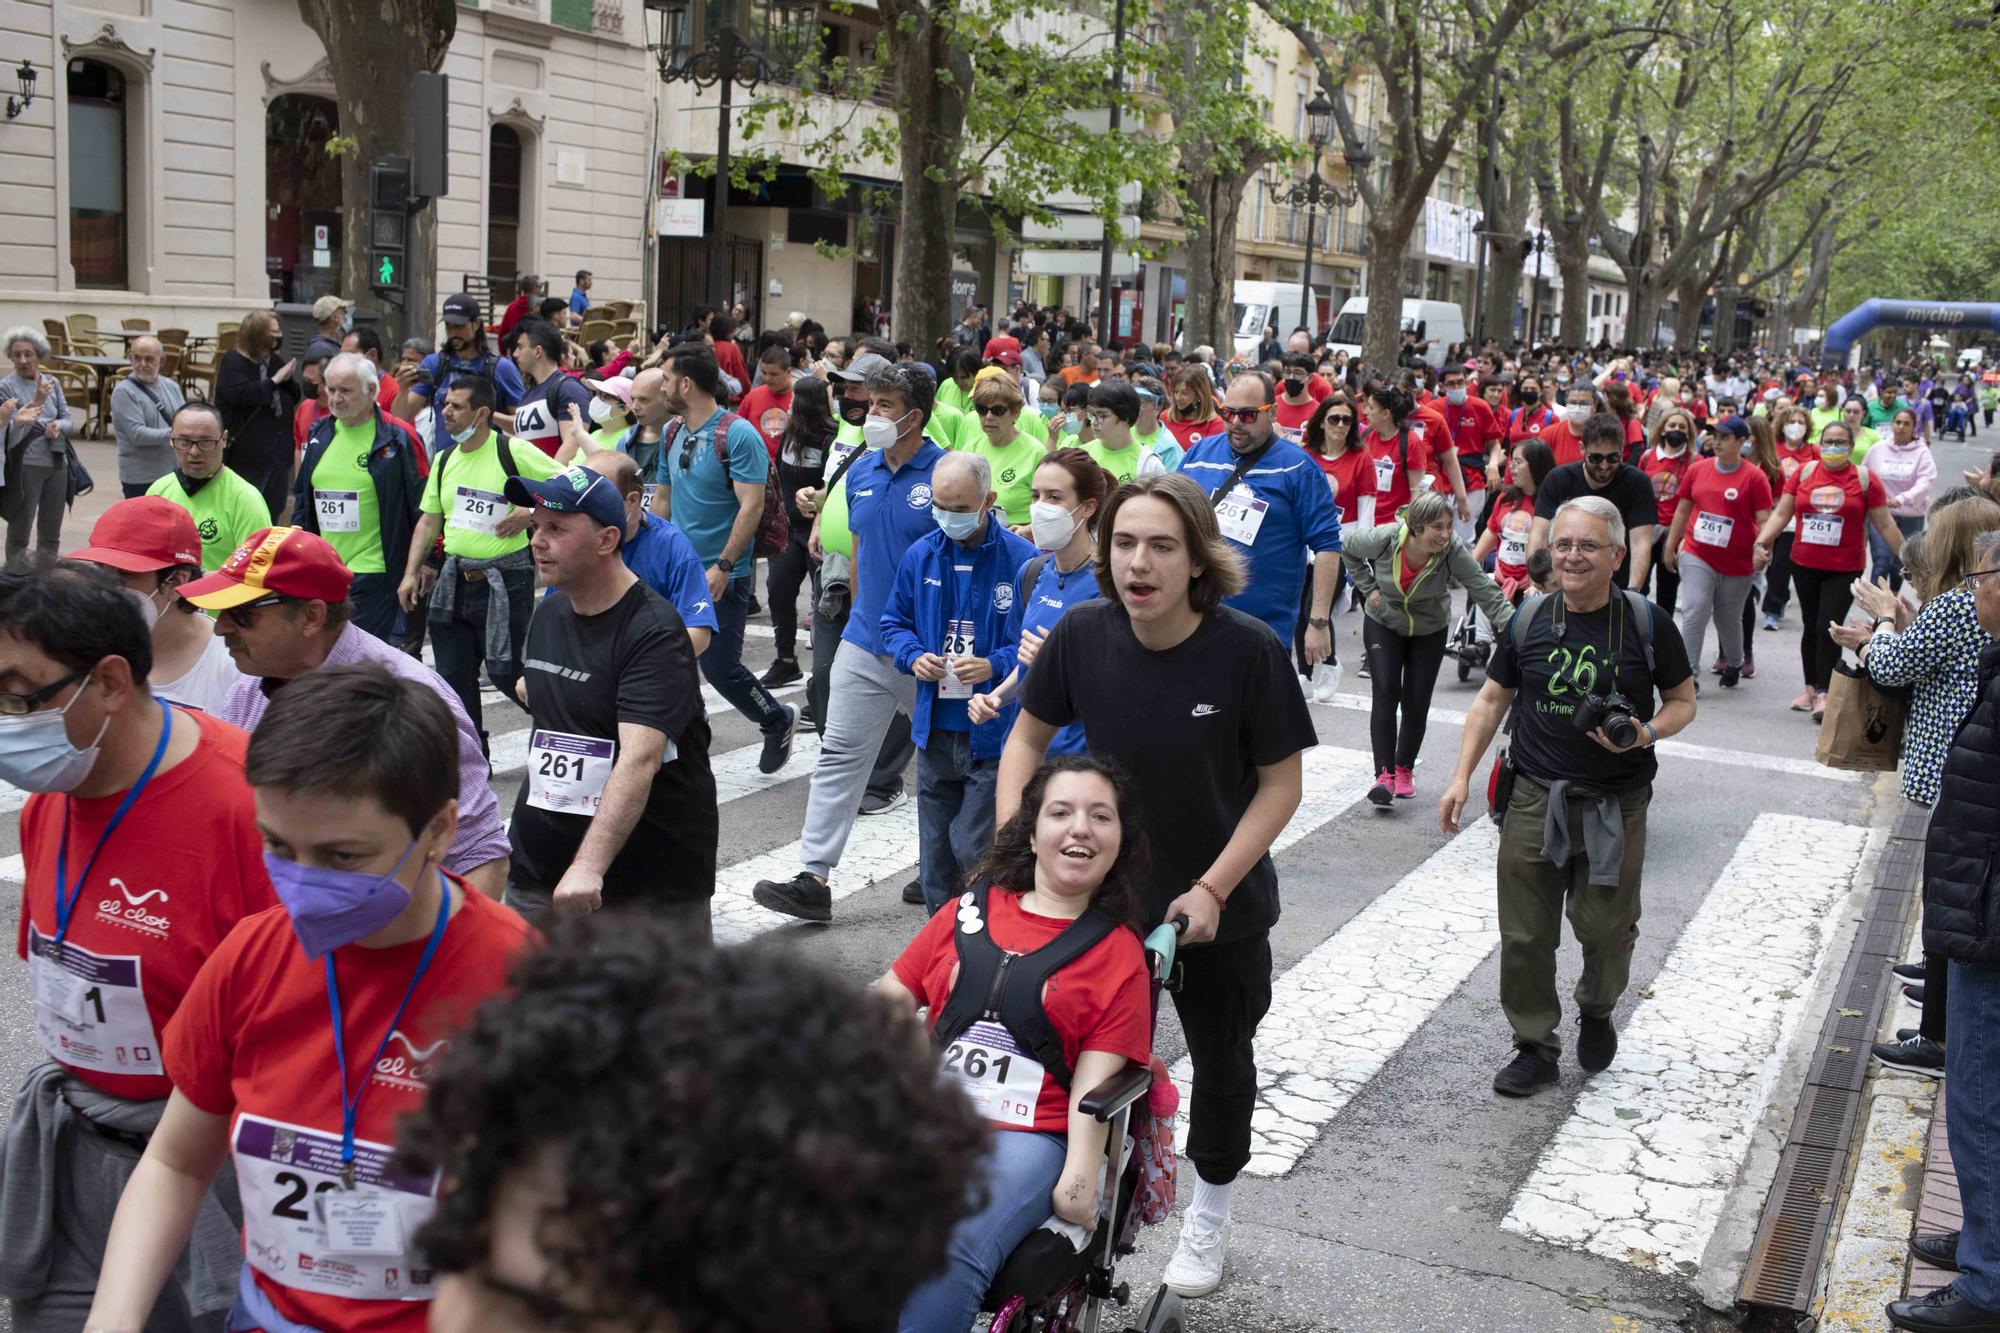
[1783,421,1807,442]
[1029,500,1082,552]
[1567,403,1591,425]
[588,397,615,426]
[862,411,906,451]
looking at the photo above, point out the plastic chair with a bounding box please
[156,328,189,349]
[579,320,614,345]
[121,317,151,332]
[605,300,635,320]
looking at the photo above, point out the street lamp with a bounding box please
[1275,90,1354,341]
[645,0,816,314]
[4,60,35,120]
[1525,229,1550,346]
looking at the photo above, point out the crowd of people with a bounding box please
[1,286,1998,1332]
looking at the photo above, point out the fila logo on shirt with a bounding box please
[96,877,171,938]
[908,484,934,510]
[373,1029,450,1091]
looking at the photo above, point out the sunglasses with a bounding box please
[1326,414,1354,426]
[975,403,1013,417]
[0,665,88,717]
[1583,452,1623,467]
[1220,405,1273,424]
[222,593,288,629]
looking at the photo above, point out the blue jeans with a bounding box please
[898,1130,1066,1333]
[702,576,788,733]
[1949,961,2000,1309]
[348,571,401,643]
[429,564,536,744]
[916,727,998,913]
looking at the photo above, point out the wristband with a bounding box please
[1193,878,1228,910]
[1643,720,1658,747]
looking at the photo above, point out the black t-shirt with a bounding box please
[1019,599,1318,943]
[509,580,717,904]
[1534,462,1657,587]
[1487,592,1693,793]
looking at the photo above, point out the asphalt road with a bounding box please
[5,426,1988,1332]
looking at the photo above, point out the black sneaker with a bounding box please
[1912,1231,1962,1272]
[1886,1282,2000,1331]
[761,656,803,687]
[752,872,831,923]
[860,788,908,816]
[902,878,925,905]
[1578,1014,1618,1073]
[748,594,763,616]
[1899,1027,1922,1042]
[1357,655,1372,679]
[1894,961,1928,985]
[1720,665,1741,688]
[1493,1047,1558,1097]
[1872,1033,1945,1077]
[759,704,799,775]
[1907,983,1928,1008]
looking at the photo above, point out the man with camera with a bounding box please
[1438,495,1697,1097]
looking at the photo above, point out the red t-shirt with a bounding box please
[1314,447,1374,526]
[1538,417,1587,467]
[737,385,794,461]
[1487,493,1533,579]
[1163,413,1225,449]
[713,340,750,402]
[1273,394,1318,446]
[166,883,535,1333]
[892,890,1151,1135]
[293,400,330,452]
[1638,447,1693,527]
[1362,426,1433,518]
[1783,460,1887,573]
[1775,440,1819,487]
[1305,372,1334,403]
[1675,458,1774,577]
[375,372,401,414]
[1397,545,1426,592]
[1411,401,1456,494]
[1436,396,1503,492]
[1506,405,1558,446]
[17,712,275,1101]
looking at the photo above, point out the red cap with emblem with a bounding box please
[65,496,204,573]
[179,526,355,609]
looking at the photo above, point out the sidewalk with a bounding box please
[1909,1099,1962,1297]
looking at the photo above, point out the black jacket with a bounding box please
[292,409,424,582]
[1923,642,2000,963]
[214,349,301,469]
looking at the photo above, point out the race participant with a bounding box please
[879,756,1154,1330]
[1081,380,1148,486]
[998,473,1317,1299]
[1272,353,1320,444]
[1528,413,1657,592]
[1343,488,1513,806]
[406,914,986,1333]
[763,375,837,687]
[963,372,1047,523]
[552,372,637,462]
[1754,420,1902,719]
[1440,496,1696,1097]
[145,402,269,571]
[1866,406,1938,590]
[1533,378,1599,467]
[975,336,1048,444]
[1475,438,1556,599]
[1358,385,1435,525]
[1403,372,1472,525]
[648,343,798,774]
[1636,408,1698,617]
[1303,393,1371,529]
[1663,416,1773,689]
[64,498,242,714]
[969,447,1114,755]
[1505,374,1558,448]
[609,367,673,493]
[292,352,425,642]
[399,374,563,744]
[502,464,716,930]
[881,452,1037,911]
[394,292,527,458]
[508,320,595,454]
[184,526,513,897]
[1179,370,1342,665]
[1841,392,1884,462]
[0,563,273,1331]
[1161,364,1226,451]
[754,362,944,924]
[587,450,717,656]
[83,663,535,1333]
[1808,382,1844,442]
[1129,377,1183,472]
[737,342,795,461]
[935,346,981,418]
[1437,361,1506,537]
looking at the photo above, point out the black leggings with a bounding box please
[765,529,815,661]
[1362,617,1447,774]
[1761,533,1796,615]
[1790,563,1860,691]
[1643,556,1680,620]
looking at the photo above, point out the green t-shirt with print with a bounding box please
[956,406,1048,451]
[146,467,270,571]
[310,420,387,573]
[421,431,565,560]
[960,433,1047,524]
[1083,437,1148,486]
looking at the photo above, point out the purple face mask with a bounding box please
[264,839,421,960]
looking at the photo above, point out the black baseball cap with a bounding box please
[442,293,481,325]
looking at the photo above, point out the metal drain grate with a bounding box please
[1787,1084,1862,1152]
[1740,1143,1842,1307]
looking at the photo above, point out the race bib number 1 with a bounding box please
[943,1021,1043,1127]
[525,730,615,815]
[27,927,161,1075]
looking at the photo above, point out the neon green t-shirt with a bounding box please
[960,433,1047,524]
[1848,425,1884,463]
[954,406,1049,453]
[1807,405,1842,442]
[310,420,387,574]
[936,378,974,417]
[1083,437,1147,486]
[928,401,966,450]
[146,467,269,571]
[819,420,865,559]
[421,432,565,560]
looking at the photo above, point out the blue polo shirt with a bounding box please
[655,407,768,579]
[1015,554,1097,756]
[1177,431,1343,644]
[410,348,525,455]
[842,439,946,655]
[621,511,721,635]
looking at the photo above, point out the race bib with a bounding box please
[1215,485,1269,545]
[314,490,360,533]
[27,928,161,1075]
[1274,423,1304,444]
[450,485,506,536]
[526,730,615,815]
[938,620,976,700]
[943,1020,1043,1128]
[234,1114,436,1302]
[1691,510,1735,548]
[1498,518,1529,567]
[825,440,860,479]
[641,482,658,512]
[1874,457,1915,481]
[1374,454,1396,493]
[1799,513,1844,547]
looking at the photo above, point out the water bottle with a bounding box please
[1311,661,1342,702]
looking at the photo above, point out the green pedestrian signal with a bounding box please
[377,256,396,285]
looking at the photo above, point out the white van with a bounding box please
[1230,281,1325,357]
[1324,298,1467,370]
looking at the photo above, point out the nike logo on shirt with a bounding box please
[1191,704,1220,717]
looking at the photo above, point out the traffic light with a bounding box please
[369,156,410,299]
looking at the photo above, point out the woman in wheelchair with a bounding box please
[877,756,1155,1333]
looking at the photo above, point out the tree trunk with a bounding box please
[1672,272,1707,349]
[1484,244,1525,346]
[297,0,451,346]
[1712,286,1740,353]
[1181,144,1266,353]
[1627,277,1664,351]
[1362,220,1407,372]
[1556,252,1589,348]
[885,3,971,351]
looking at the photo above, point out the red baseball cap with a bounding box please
[65,497,203,573]
[180,526,354,610]
[984,335,1023,367]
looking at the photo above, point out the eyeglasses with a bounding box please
[1326,414,1354,426]
[171,436,223,452]
[1086,412,1117,426]
[1219,405,1273,424]
[221,593,287,629]
[975,403,1014,418]
[0,665,88,716]
[1963,566,2000,592]
[1583,452,1622,467]
[1551,539,1611,556]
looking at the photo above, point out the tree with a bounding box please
[297,0,453,345]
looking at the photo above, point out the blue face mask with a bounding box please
[0,678,106,794]
[933,505,984,542]
[264,838,422,960]
[450,423,477,445]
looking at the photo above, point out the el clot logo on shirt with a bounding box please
[198,517,219,541]
[758,407,789,438]
[96,877,171,938]
[371,1029,450,1092]
[994,582,1015,613]
[909,483,933,509]
[1000,467,1018,484]
[1724,486,1740,501]
[1809,485,1844,514]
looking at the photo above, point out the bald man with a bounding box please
[589,449,718,657]
[110,334,186,495]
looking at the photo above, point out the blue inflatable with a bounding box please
[1820,299,2000,371]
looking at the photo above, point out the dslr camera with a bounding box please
[1572,691,1640,748]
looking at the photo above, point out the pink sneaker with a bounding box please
[1741,655,1756,679]
[1790,687,1816,712]
[1368,770,1394,807]
[1393,766,1416,799]
[1812,690,1827,722]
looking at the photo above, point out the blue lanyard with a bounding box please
[323,876,451,1187]
[53,698,171,947]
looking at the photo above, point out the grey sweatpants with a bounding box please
[1677,548,1754,671]
[801,640,918,878]
[4,461,68,566]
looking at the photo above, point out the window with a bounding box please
[1590,292,1602,317]
[1437,165,1460,206]
[1263,60,1278,109]
[489,125,525,282]
[1252,179,1269,237]
[1294,75,1310,140]
[68,60,127,290]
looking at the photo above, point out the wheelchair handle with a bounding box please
[1171,915,1189,936]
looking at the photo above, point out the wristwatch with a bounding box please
[1873,616,1896,634]
[714,556,735,575]
[1308,617,1332,630]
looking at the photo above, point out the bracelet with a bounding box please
[1193,878,1228,909]
[1643,720,1658,747]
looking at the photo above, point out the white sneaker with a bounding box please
[1160,1214,1230,1298]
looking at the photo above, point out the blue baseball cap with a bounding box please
[504,465,627,531]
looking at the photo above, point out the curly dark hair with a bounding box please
[966,756,1150,928]
[399,916,987,1332]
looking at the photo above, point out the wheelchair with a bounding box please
[1947,400,1974,441]
[977,921,1188,1333]
[1446,594,1492,682]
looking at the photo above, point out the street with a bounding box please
[5,433,1989,1331]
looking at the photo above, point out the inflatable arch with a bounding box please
[1819,299,2000,370]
